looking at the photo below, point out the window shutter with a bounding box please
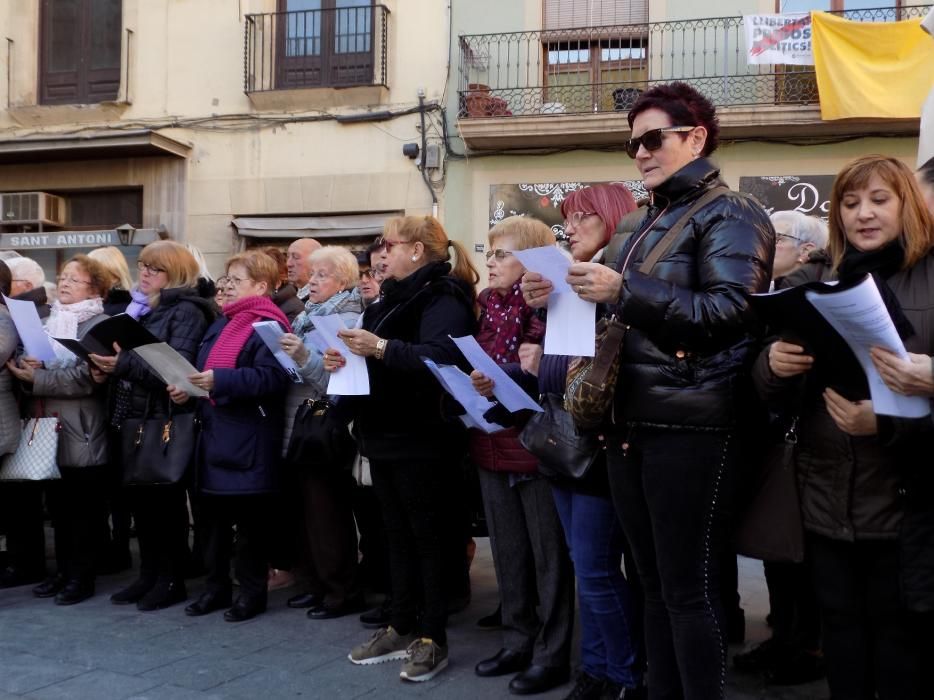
[543,0,648,29]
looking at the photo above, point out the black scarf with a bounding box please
[837,242,915,340]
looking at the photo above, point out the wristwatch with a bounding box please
[375,338,388,360]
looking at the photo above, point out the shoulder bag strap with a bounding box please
[637,185,730,275]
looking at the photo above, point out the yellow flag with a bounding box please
[811,11,934,120]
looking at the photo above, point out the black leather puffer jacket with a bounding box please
[612,157,775,430]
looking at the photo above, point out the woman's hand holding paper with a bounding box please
[520,271,553,309]
[470,370,494,398]
[823,388,877,436]
[768,340,814,378]
[869,347,934,397]
[566,262,623,304]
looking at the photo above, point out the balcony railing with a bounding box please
[457,5,931,118]
[245,5,389,93]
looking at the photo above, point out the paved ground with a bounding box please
[0,538,827,699]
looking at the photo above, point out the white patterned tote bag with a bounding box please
[0,416,62,481]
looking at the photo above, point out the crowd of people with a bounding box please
[1,81,934,699]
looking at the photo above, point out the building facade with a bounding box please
[444,0,928,286]
[0,0,449,276]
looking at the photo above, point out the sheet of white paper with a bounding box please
[510,246,574,293]
[312,314,370,395]
[304,330,330,354]
[2,295,57,362]
[252,321,302,384]
[805,276,930,418]
[423,358,505,433]
[544,292,597,356]
[450,335,543,413]
[132,342,209,398]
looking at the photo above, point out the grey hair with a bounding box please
[5,256,46,288]
[770,210,829,249]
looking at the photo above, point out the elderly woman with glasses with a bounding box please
[6,256,112,605]
[524,82,775,699]
[173,250,291,623]
[770,210,830,287]
[89,241,216,612]
[275,246,366,619]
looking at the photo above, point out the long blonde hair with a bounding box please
[88,246,133,290]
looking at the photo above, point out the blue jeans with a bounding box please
[551,483,643,687]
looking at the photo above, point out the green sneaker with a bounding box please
[348,626,416,665]
[400,638,448,682]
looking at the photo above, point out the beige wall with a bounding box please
[445,137,920,286]
[0,0,449,276]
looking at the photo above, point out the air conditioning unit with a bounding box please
[0,192,67,227]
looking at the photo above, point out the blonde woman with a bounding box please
[89,246,134,316]
[90,241,215,611]
[279,246,365,618]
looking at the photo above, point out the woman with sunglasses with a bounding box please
[89,241,215,611]
[323,216,479,683]
[525,82,774,700]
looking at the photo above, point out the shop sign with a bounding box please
[0,230,119,250]
[739,175,833,221]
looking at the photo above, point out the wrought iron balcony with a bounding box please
[245,5,389,93]
[457,5,931,118]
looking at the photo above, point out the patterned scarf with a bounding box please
[46,297,104,368]
[125,287,152,320]
[291,288,362,338]
[203,295,290,371]
[475,282,545,364]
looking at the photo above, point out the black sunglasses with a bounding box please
[625,126,696,159]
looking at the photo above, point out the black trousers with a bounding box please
[608,428,739,700]
[764,560,820,651]
[370,458,449,645]
[809,533,924,700]
[202,494,274,603]
[128,484,190,583]
[0,481,47,576]
[352,484,390,594]
[299,469,360,607]
[47,465,107,583]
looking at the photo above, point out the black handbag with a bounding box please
[518,393,603,479]
[734,417,804,563]
[286,398,357,470]
[121,398,198,486]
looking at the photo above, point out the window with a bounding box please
[276,0,374,89]
[39,0,122,105]
[542,1,648,113]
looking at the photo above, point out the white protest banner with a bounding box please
[744,13,814,65]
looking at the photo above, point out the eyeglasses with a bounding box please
[56,276,92,286]
[227,275,253,287]
[377,236,408,252]
[137,261,166,276]
[624,126,697,158]
[215,276,230,287]
[776,233,803,244]
[485,249,514,261]
[564,211,598,229]
[360,269,376,280]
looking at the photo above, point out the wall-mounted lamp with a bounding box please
[116,222,136,246]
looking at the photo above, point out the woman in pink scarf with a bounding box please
[169,250,291,622]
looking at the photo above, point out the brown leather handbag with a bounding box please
[565,186,729,428]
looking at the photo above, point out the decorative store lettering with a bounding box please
[0,231,118,249]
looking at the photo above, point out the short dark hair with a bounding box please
[0,260,10,297]
[920,157,934,188]
[627,81,720,156]
[366,239,385,264]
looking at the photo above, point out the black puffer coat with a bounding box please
[113,286,215,419]
[753,252,934,611]
[613,157,775,430]
[354,261,476,462]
